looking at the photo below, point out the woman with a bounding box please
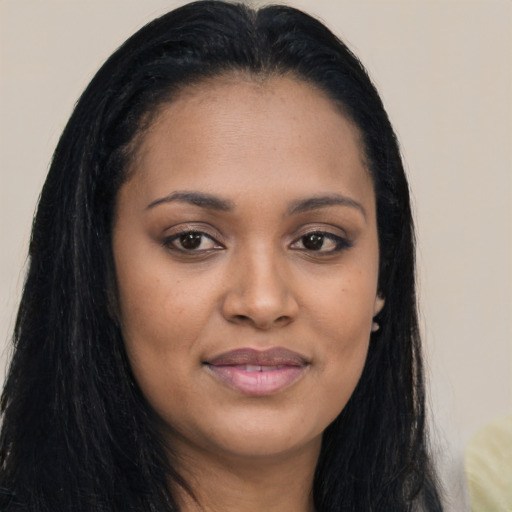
[0,1,443,511]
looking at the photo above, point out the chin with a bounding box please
[163,402,337,464]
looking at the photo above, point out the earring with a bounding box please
[371,321,380,332]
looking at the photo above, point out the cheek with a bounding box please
[113,247,197,380]
[114,231,207,340]
[304,266,376,402]
[117,275,201,357]
[306,263,377,337]
[116,274,203,421]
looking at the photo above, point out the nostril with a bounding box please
[230,313,290,329]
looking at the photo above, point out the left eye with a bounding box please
[164,231,223,252]
[290,231,350,253]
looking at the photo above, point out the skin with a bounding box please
[113,75,384,512]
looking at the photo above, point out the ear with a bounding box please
[373,294,385,316]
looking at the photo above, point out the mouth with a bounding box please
[203,347,309,396]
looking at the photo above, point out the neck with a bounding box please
[170,438,320,512]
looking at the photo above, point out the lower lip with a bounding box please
[205,365,307,396]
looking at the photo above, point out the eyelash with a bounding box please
[290,231,352,254]
[162,229,352,255]
[163,229,224,253]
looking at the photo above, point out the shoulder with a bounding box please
[465,415,512,511]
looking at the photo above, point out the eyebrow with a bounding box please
[146,191,234,211]
[287,194,367,220]
[146,190,366,220]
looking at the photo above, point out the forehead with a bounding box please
[126,75,374,211]
[149,74,363,148]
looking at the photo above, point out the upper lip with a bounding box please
[205,347,309,367]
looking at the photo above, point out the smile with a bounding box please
[204,348,309,396]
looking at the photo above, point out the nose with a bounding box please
[220,247,299,330]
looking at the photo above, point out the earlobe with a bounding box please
[371,295,385,332]
[373,294,385,316]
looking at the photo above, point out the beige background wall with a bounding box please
[1,1,510,509]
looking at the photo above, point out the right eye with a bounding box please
[163,230,224,253]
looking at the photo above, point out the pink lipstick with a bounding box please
[204,348,309,396]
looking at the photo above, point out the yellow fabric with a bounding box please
[464,415,512,512]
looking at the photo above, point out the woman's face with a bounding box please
[113,76,383,463]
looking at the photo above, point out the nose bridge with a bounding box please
[221,240,298,328]
[243,243,284,298]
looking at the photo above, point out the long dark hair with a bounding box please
[0,2,442,510]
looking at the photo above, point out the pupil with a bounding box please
[303,233,324,250]
[180,232,202,250]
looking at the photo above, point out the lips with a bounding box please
[204,348,309,396]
